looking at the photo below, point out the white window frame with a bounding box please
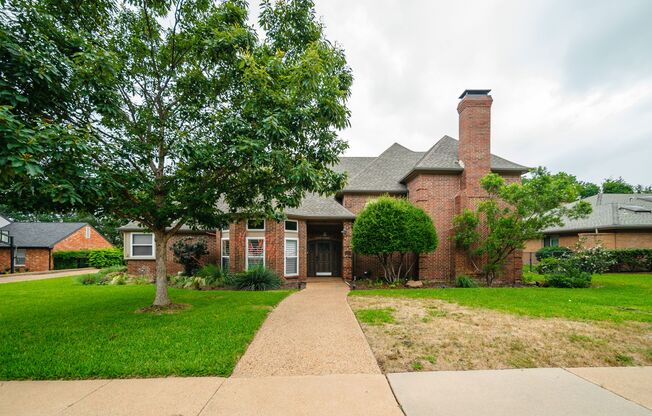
[14,248,26,266]
[130,233,155,258]
[284,220,298,232]
[221,238,230,271]
[284,238,299,277]
[246,219,265,231]
[221,224,230,232]
[246,237,265,270]
[85,226,91,239]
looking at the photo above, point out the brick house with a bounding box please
[525,193,652,256]
[0,219,114,272]
[121,90,528,283]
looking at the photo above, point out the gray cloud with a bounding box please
[252,0,652,185]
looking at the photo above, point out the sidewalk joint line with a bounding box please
[195,378,226,416]
[55,379,113,415]
[384,374,407,416]
[561,367,651,411]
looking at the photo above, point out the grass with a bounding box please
[350,274,652,323]
[354,307,396,325]
[0,276,291,380]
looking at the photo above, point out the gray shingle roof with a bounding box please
[544,194,652,233]
[285,193,355,219]
[344,143,425,192]
[338,136,527,192]
[0,222,87,248]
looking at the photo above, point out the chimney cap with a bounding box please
[459,89,491,99]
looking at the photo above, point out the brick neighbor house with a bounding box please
[524,193,652,261]
[121,90,528,283]
[0,218,113,273]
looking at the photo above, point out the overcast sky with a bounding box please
[257,0,652,185]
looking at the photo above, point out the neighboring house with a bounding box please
[525,193,652,255]
[121,90,529,283]
[0,220,113,272]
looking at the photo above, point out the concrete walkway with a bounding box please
[0,268,98,284]
[388,367,652,416]
[233,279,380,377]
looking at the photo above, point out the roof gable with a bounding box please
[0,222,87,248]
[343,143,424,192]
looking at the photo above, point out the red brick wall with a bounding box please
[407,173,461,282]
[127,232,217,276]
[342,193,384,215]
[265,220,285,278]
[53,225,113,252]
[0,248,51,272]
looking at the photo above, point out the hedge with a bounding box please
[608,249,652,272]
[53,248,123,270]
[535,246,572,261]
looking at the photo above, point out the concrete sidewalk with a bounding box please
[388,367,652,416]
[0,268,98,284]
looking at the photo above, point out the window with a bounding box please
[85,226,91,239]
[285,238,298,276]
[246,237,265,270]
[221,238,230,271]
[284,220,298,232]
[221,224,230,232]
[14,248,26,266]
[247,219,265,231]
[131,233,154,257]
[543,235,560,247]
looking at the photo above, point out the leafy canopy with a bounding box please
[453,167,592,285]
[352,196,438,283]
[1,0,352,305]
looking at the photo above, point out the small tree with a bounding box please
[172,238,209,276]
[351,196,438,283]
[453,167,592,285]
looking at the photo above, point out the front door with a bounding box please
[315,241,332,276]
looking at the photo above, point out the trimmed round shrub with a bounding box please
[535,246,572,261]
[234,267,282,291]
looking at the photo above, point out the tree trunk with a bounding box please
[153,231,171,306]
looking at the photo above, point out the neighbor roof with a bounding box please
[0,222,87,248]
[544,194,652,234]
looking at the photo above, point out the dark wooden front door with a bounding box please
[308,239,342,276]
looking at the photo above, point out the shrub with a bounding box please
[54,250,91,269]
[571,245,614,274]
[195,264,224,287]
[455,275,478,288]
[608,249,652,272]
[233,267,282,291]
[54,248,123,270]
[75,273,108,285]
[535,246,572,261]
[172,238,208,276]
[352,196,438,283]
[545,270,592,288]
[88,248,123,268]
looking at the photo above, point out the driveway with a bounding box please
[0,268,98,284]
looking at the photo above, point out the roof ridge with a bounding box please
[345,142,414,186]
[413,135,457,168]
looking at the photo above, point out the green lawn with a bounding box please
[350,274,652,323]
[0,277,291,380]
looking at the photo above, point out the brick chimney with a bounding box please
[457,89,492,195]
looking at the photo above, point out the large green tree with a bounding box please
[601,177,634,194]
[351,196,438,283]
[453,168,591,285]
[0,0,352,306]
